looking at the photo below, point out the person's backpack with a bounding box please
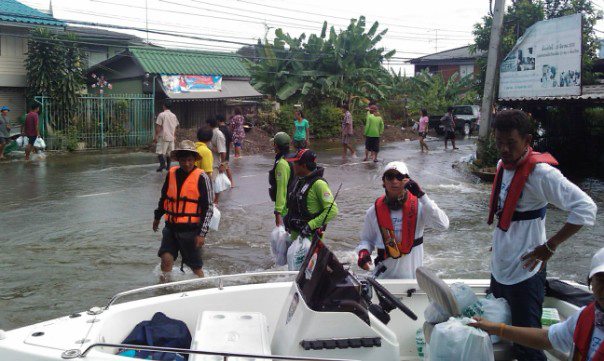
[120,312,192,360]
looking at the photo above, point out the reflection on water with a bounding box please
[0,139,601,330]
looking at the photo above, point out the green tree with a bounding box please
[25,28,86,130]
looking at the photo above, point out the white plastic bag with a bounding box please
[286,235,311,271]
[474,294,511,343]
[424,302,450,324]
[429,317,494,361]
[209,206,221,231]
[451,283,479,317]
[33,137,46,149]
[213,173,231,193]
[270,225,290,266]
[16,136,28,148]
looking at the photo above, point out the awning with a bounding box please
[161,79,262,101]
[499,84,604,102]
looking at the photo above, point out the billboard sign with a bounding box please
[499,13,581,99]
[161,75,222,93]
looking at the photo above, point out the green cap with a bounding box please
[272,132,290,147]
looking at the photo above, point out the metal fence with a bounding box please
[35,94,154,150]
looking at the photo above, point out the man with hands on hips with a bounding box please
[356,161,449,279]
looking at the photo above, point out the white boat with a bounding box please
[0,241,588,361]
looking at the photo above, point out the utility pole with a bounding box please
[435,29,438,52]
[478,0,506,140]
[145,0,149,44]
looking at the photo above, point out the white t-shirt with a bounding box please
[491,163,597,285]
[548,306,604,360]
[211,127,227,167]
[356,195,449,279]
[155,110,179,141]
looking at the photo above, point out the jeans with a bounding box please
[490,268,547,361]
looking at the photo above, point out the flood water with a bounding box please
[0,136,602,330]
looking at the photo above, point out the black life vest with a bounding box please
[284,167,326,232]
[268,154,294,202]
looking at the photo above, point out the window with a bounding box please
[459,64,474,78]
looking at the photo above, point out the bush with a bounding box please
[305,104,343,138]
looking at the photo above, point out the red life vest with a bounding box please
[487,148,558,231]
[374,193,419,259]
[163,167,204,224]
[572,302,604,361]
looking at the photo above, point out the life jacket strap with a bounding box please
[377,236,423,261]
[509,206,547,222]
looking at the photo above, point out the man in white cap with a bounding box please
[472,247,604,361]
[356,161,449,279]
[152,140,214,279]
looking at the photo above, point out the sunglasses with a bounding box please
[384,173,409,181]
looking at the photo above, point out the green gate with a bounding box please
[35,94,154,150]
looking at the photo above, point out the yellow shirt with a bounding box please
[195,141,213,176]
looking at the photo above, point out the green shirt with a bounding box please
[293,118,310,141]
[291,179,339,239]
[274,157,290,216]
[364,113,384,137]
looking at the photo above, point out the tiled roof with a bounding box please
[129,47,251,78]
[0,0,64,27]
[409,45,484,64]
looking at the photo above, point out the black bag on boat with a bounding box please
[121,312,192,360]
[545,278,594,307]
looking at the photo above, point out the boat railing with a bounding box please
[62,343,356,361]
[105,271,298,309]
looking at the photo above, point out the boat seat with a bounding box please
[190,311,271,361]
[416,267,513,361]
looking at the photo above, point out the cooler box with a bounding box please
[190,311,271,361]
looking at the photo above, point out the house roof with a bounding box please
[0,0,64,27]
[66,26,144,45]
[128,47,251,78]
[409,45,484,65]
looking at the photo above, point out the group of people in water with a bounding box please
[151,104,599,360]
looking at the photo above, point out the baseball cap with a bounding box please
[383,161,409,177]
[286,148,317,165]
[589,247,604,279]
[0,106,9,111]
[170,140,201,160]
[271,132,290,147]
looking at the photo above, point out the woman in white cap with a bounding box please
[356,161,449,279]
[472,248,604,361]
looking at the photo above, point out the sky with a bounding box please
[19,0,604,74]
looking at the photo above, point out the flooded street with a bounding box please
[0,136,602,330]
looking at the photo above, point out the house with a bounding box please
[409,45,483,80]
[66,26,145,69]
[88,47,263,128]
[0,0,64,118]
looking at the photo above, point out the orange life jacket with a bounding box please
[374,193,419,259]
[572,302,604,361]
[488,148,558,231]
[163,167,204,224]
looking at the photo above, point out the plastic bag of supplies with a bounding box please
[429,317,494,361]
[287,235,311,271]
[472,294,511,343]
[209,206,221,231]
[33,137,46,149]
[213,172,231,193]
[270,225,290,266]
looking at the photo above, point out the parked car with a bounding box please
[429,105,480,136]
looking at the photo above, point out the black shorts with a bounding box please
[27,136,37,146]
[445,131,456,140]
[419,132,427,139]
[365,136,380,152]
[293,139,307,150]
[158,227,203,270]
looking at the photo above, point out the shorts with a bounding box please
[342,133,352,145]
[155,138,175,155]
[365,136,380,152]
[293,139,307,150]
[27,136,37,146]
[158,227,203,270]
[0,137,8,145]
[445,131,456,140]
[419,131,427,139]
[233,141,242,148]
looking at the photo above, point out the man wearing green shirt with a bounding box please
[268,132,293,226]
[364,105,384,162]
[284,149,338,240]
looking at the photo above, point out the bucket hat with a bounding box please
[171,140,201,160]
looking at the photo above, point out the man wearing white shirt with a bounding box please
[487,109,597,360]
[472,247,604,361]
[356,161,449,279]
